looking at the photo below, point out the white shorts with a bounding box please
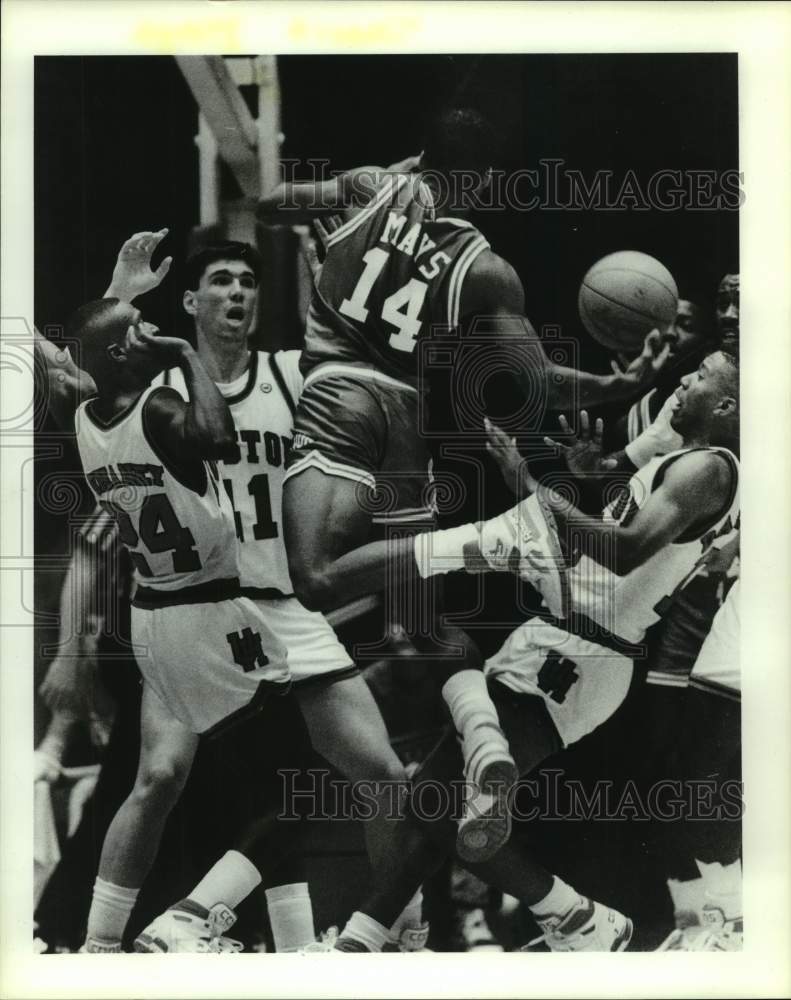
[131,595,290,734]
[253,596,356,686]
[484,619,633,747]
[689,579,740,697]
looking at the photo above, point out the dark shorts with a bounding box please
[285,364,435,527]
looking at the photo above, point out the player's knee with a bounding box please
[364,753,409,786]
[134,756,191,803]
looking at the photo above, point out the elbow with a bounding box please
[257,185,286,220]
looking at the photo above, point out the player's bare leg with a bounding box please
[284,467,517,862]
[296,676,408,872]
[84,683,198,951]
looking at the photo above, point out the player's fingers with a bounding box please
[644,327,663,352]
[484,417,508,443]
[652,341,672,371]
[154,256,173,280]
[543,436,569,454]
[594,417,604,447]
[610,359,625,376]
[557,414,574,436]
[579,410,590,438]
[601,457,619,470]
[152,228,169,244]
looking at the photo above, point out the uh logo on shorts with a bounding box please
[226,627,269,672]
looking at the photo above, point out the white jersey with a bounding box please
[159,351,303,595]
[75,386,238,590]
[568,448,739,643]
[570,447,740,644]
[689,578,740,697]
[484,447,739,747]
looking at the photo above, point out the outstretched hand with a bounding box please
[485,417,537,496]
[105,229,173,301]
[611,327,672,394]
[544,410,618,475]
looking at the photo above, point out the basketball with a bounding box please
[578,251,679,353]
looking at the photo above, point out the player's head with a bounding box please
[715,273,739,338]
[669,343,739,446]
[664,299,708,358]
[66,298,162,388]
[182,242,262,346]
[420,107,496,211]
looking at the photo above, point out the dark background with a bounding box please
[35,54,739,343]
[34,54,739,951]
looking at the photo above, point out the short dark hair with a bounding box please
[183,241,262,292]
[422,107,497,178]
[66,298,128,381]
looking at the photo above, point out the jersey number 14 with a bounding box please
[339,248,428,353]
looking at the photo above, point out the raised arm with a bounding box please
[130,329,236,463]
[257,155,421,224]
[528,449,732,576]
[104,229,173,302]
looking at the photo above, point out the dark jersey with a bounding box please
[302,173,490,385]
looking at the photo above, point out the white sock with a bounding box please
[339,911,390,953]
[413,524,479,578]
[389,888,424,941]
[86,877,139,943]
[187,850,261,911]
[265,883,315,952]
[528,876,581,920]
[441,670,511,786]
[695,859,742,919]
[667,876,705,926]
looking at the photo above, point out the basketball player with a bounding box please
[602,274,739,472]
[656,576,742,951]
[38,298,295,952]
[612,298,711,448]
[68,234,424,953]
[259,108,668,859]
[557,275,741,932]
[319,343,739,952]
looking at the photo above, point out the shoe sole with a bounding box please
[456,807,512,863]
[133,934,167,954]
[477,757,519,796]
[613,918,633,952]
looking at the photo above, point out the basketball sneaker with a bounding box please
[522,897,633,952]
[383,921,431,952]
[456,786,512,864]
[302,928,386,953]
[80,938,122,953]
[299,927,342,953]
[656,917,742,952]
[133,900,242,953]
[476,492,569,619]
